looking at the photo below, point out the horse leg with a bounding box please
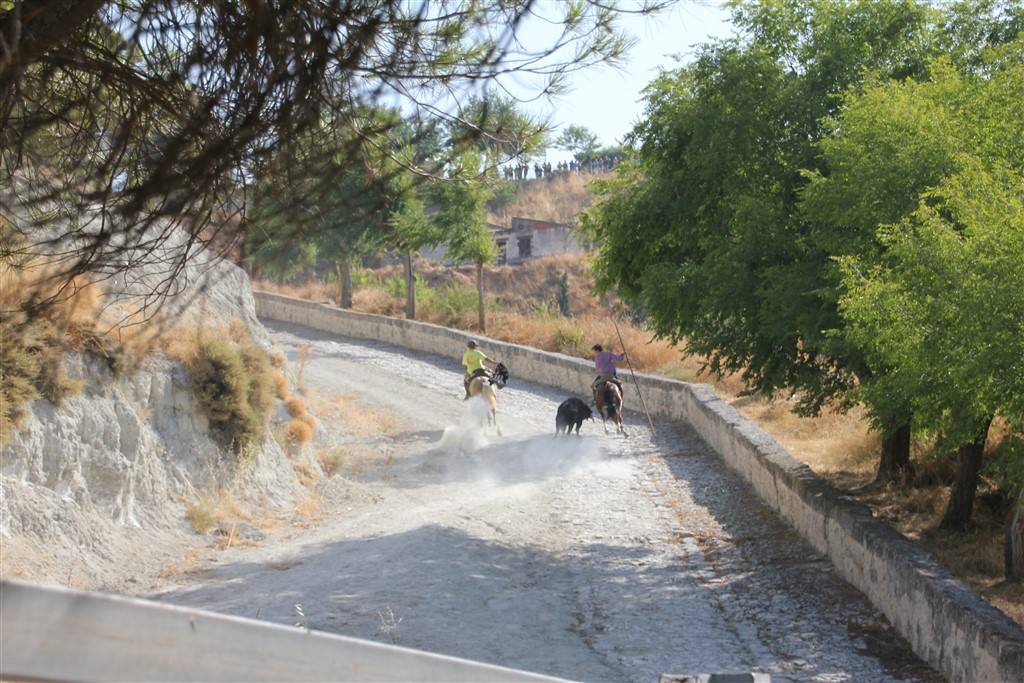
[493,409,502,436]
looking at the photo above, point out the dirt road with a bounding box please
[155,320,940,682]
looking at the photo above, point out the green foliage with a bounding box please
[555,124,601,161]
[556,272,572,317]
[805,39,1024,442]
[839,162,1024,453]
[436,282,479,326]
[583,0,1016,426]
[185,498,217,535]
[429,154,497,265]
[485,180,518,214]
[189,336,275,455]
[446,94,549,162]
[553,326,586,356]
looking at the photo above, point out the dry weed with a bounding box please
[285,396,307,418]
[295,342,311,390]
[293,492,323,524]
[293,460,317,487]
[316,448,346,477]
[488,174,595,226]
[272,368,290,400]
[286,418,314,444]
[185,498,217,534]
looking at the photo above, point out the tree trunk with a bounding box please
[403,252,415,320]
[940,417,993,531]
[875,422,912,485]
[1006,494,1024,582]
[338,259,352,309]
[476,261,485,332]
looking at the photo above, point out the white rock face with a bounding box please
[0,247,299,590]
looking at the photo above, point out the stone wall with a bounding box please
[254,291,1024,683]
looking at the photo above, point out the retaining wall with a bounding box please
[0,579,564,682]
[255,291,1024,683]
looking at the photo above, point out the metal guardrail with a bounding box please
[0,579,567,682]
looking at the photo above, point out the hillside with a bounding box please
[487,173,596,227]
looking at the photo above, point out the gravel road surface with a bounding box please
[155,320,940,683]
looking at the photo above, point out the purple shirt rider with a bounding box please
[595,351,625,375]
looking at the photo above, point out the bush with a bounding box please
[0,313,83,442]
[553,326,585,355]
[286,418,314,444]
[383,274,406,298]
[284,396,306,418]
[438,283,477,326]
[185,498,217,534]
[189,336,274,455]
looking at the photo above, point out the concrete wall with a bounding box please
[254,291,1024,683]
[0,579,565,682]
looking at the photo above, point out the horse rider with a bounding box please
[462,339,498,399]
[591,344,625,392]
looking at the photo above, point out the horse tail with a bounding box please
[604,385,617,419]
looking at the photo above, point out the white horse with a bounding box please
[467,363,508,435]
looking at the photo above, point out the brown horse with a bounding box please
[593,380,626,436]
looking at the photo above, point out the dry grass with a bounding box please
[284,396,306,418]
[0,264,104,441]
[257,279,336,303]
[295,342,311,390]
[488,174,595,226]
[272,368,290,399]
[286,418,314,445]
[310,392,396,437]
[316,447,346,477]
[184,497,217,534]
[293,492,324,525]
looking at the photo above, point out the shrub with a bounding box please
[317,448,345,477]
[239,342,274,421]
[0,313,84,442]
[189,336,274,454]
[553,326,585,355]
[0,315,41,443]
[284,396,306,418]
[286,418,314,444]
[556,272,571,317]
[185,498,217,534]
[383,274,406,298]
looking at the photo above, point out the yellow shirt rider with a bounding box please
[462,340,497,399]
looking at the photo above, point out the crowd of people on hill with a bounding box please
[502,155,620,181]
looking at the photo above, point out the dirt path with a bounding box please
[153,320,940,682]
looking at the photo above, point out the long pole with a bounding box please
[611,313,655,435]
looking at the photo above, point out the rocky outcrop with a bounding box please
[0,245,300,590]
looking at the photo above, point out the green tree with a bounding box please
[2,1,644,311]
[389,182,443,320]
[430,155,497,331]
[825,42,1024,543]
[246,111,398,307]
[447,94,549,165]
[557,272,572,317]
[555,125,600,162]
[583,0,943,481]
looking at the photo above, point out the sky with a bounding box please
[526,1,736,155]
